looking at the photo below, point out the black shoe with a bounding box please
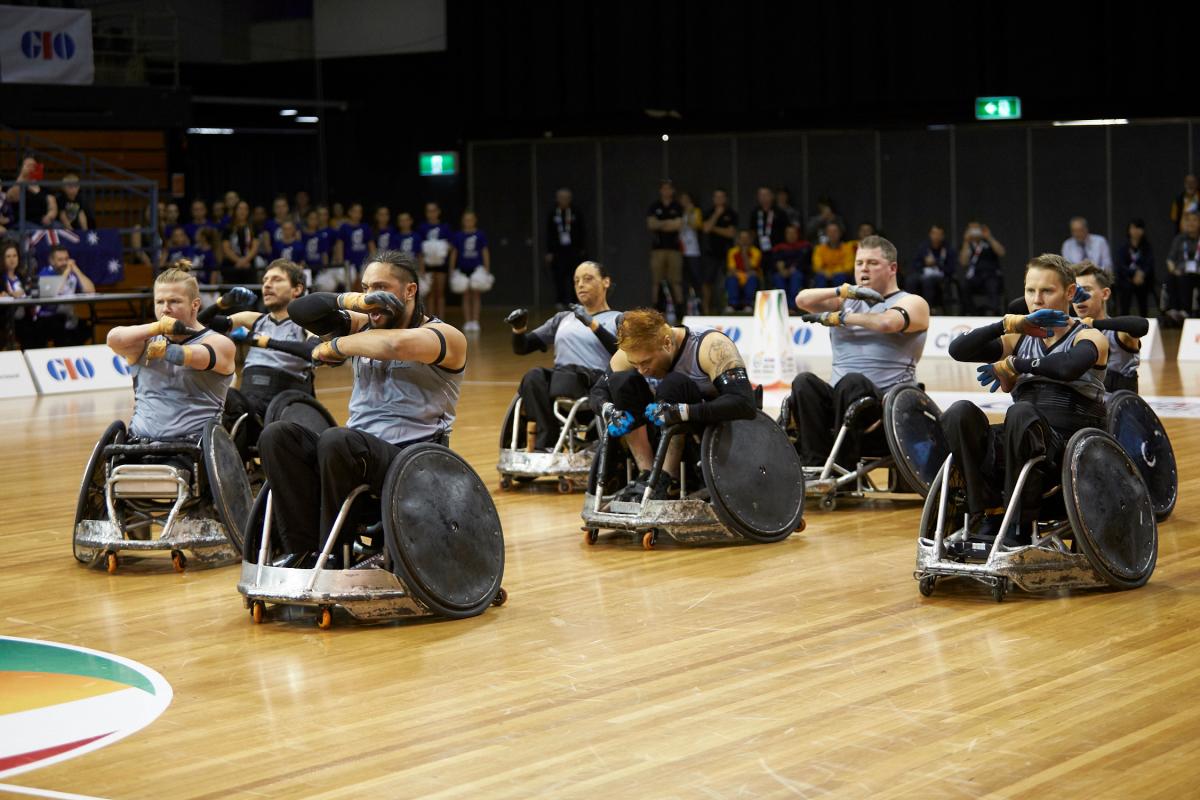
[617,470,652,502]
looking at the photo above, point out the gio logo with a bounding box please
[21,31,77,60]
[47,357,96,381]
[719,325,741,343]
[112,356,131,376]
[935,325,972,349]
[792,327,813,346]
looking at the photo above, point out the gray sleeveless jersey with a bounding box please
[243,312,312,381]
[1103,328,1140,379]
[346,320,462,445]
[1013,321,1107,404]
[662,326,718,399]
[830,292,926,390]
[129,328,231,441]
[530,309,620,370]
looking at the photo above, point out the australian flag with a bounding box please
[28,227,125,285]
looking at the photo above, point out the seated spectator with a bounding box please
[1,239,33,350]
[1164,211,1200,322]
[222,200,260,284]
[805,198,845,245]
[958,220,1006,314]
[301,209,331,273]
[162,226,193,268]
[725,229,762,312]
[856,222,877,241]
[1113,218,1155,318]
[183,199,212,243]
[56,174,91,231]
[372,205,398,252]
[33,244,94,347]
[770,224,811,309]
[6,156,57,227]
[191,228,222,284]
[905,224,959,312]
[162,202,182,242]
[776,186,801,227]
[1170,174,1200,233]
[811,222,856,288]
[1061,216,1112,268]
[271,220,303,263]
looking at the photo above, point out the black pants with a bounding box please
[1116,283,1152,317]
[518,365,600,450]
[1167,272,1200,314]
[591,369,705,476]
[904,272,948,310]
[788,372,882,467]
[548,250,577,307]
[1104,371,1139,394]
[962,272,1003,315]
[941,400,1066,517]
[259,423,409,553]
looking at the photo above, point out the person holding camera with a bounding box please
[958,220,1006,314]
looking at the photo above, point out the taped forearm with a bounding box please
[948,320,1005,363]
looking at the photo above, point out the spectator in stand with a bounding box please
[1,239,33,350]
[450,210,490,332]
[251,205,269,241]
[56,174,91,231]
[183,199,212,243]
[646,180,683,316]
[33,244,94,347]
[417,201,454,319]
[811,221,856,288]
[678,191,705,312]
[335,202,372,291]
[222,200,260,284]
[301,209,331,274]
[725,230,762,312]
[191,228,221,284]
[272,220,304,264]
[771,224,811,310]
[130,203,160,272]
[262,195,291,252]
[220,191,239,227]
[905,224,959,312]
[776,186,801,227]
[1113,218,1155,318]
[1164,211,1200,322]
[293,190,311,223]
[749,186,787,254]
[701,188,738,314]
[329,201,347,229]
[1061,216,1112,268]
[545,188,587,310]
[211,200,227,229]
[958,220,1006,314]
[372,205,398,252]
[162,226,193,268]
[855,222,877,241]
[805,198,845,245]
[395,211,418,259]
[163,202,182,242]
[1170,174,1200,233]
[6,156,57,227]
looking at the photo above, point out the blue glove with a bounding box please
[1072,285,1091,305]
[976,358,1017,393]
[1004,308,1070,337]
[645,402,685,427]
[219,286,256,309]
[605,409,635,437]
[228,326,251,343]
[976,363,1001,392]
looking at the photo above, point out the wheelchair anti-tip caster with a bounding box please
[820,495,836,512]
[492,588,508,606]
[918,575,937,597]
[641,530,658,551]
[171,549,187,574]
[557,477,572,494]
[105,551,118,574]
[317,606,333,629]
[499,475,513,490]
[583,527,599,545]
[250,600,265,624]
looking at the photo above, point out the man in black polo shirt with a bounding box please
[647,180,683,318]
[702,188,738,313]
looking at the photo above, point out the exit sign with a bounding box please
[419,152,458,176]
[975,96,1021,121]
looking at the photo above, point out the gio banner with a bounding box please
[0,5,94,85]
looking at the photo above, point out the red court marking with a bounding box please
[0,734,112,772]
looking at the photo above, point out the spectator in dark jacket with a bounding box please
[905,224,960,312]
[545,188,587,310]
[1113,218,1155,318]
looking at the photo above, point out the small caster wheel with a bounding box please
[492,587,508,606]
[819,495,836,512]
[250,600,265,624]
[105,552,118,574]
[583,527,599,545]
[499,475,513,490]
[795,518,807,533]
[641,530,657,550]
[557,477,571,494]
[918,575,937,597]
[991,578,1008,603]
[171,549,187,573]
[317,606,333,629]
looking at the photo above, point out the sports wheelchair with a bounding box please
[580,407,805,550]
[238,441,507,628]
[777,383,948,511]
[496,392,598,493]
[73,419,252,573]
[225,386,337,483]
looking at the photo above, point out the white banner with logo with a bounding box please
[683,315,833,363]
[0,350,38,398]
[24,345,132,395]
[0,6,94,85]
[1178,319,1200,360]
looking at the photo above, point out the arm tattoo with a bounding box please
[707,336,744,376]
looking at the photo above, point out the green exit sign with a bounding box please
[975,96,1021,121]
[419,151,458,176]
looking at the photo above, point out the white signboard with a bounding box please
[0,6,94,85]
[0,350,37,398]
[24,344,133,395]
[1178,319,1200,360]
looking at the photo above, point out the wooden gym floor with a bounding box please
[2,309,1198,799]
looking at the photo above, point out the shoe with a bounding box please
[723,305,736,313]
[616,470,652,502]
[616,470,678,502]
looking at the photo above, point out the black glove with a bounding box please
[217,286,256,309]
[505,308,529,330]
